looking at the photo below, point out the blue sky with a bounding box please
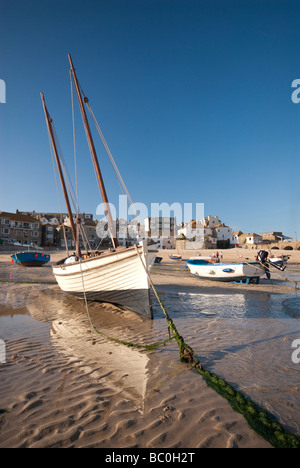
[1,0,300,237]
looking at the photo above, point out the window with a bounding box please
[1,218,10,225]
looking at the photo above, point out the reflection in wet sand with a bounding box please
[27,295,152,409]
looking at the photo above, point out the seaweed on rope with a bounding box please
[78,251,300,449]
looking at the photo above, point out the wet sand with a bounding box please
[1,248,299,448]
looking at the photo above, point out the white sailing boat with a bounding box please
[53,243,152,317]
[41,55,153,319]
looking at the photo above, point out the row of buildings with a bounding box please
[0,211,97,249]
[176,216,292,248]
[0,210,292,250]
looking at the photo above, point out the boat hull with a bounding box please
[66,288,151,316]
[11,252,51,267]
[53,244,153,319]
[186,260,265,282]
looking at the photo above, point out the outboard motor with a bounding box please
[257,250,269,265]
[257,250,271,280]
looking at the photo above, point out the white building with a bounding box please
[144,217,176,249]
[177,220,207,240]
[202,215,222,229]
[239,233,263,246]
[231,231,243,246]
[246,233,263,245]
[178,216,228,241]
[178,215,236,248]
[214,224,232,242]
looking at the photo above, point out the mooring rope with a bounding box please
[75,249,300,448]
[135,246,300,448]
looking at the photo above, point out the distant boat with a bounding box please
[11,251,51,267]
[188,256,220,264]
[169,254,182,261]
[268,256,290,271]
[257,251,290,272]
[186,259,265,283]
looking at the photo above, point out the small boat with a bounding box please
[268,256,290,271]
[11,251,51,267]
[257,250,290,272]
[53,243,152,318]
[169,254,182,261]
[41,55,153,319]
[188,256,220,263]
[186,259,265,283]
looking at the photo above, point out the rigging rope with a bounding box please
[84,96,142,232]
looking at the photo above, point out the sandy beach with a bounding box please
[1,247,300,448]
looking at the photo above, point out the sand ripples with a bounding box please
[0,281,272,448]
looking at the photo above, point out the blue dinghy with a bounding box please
[11,251,51,267]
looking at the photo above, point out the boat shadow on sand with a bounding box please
[25,290,167,410]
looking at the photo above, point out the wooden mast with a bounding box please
[68,54,119,248]
[40,92,82,258]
